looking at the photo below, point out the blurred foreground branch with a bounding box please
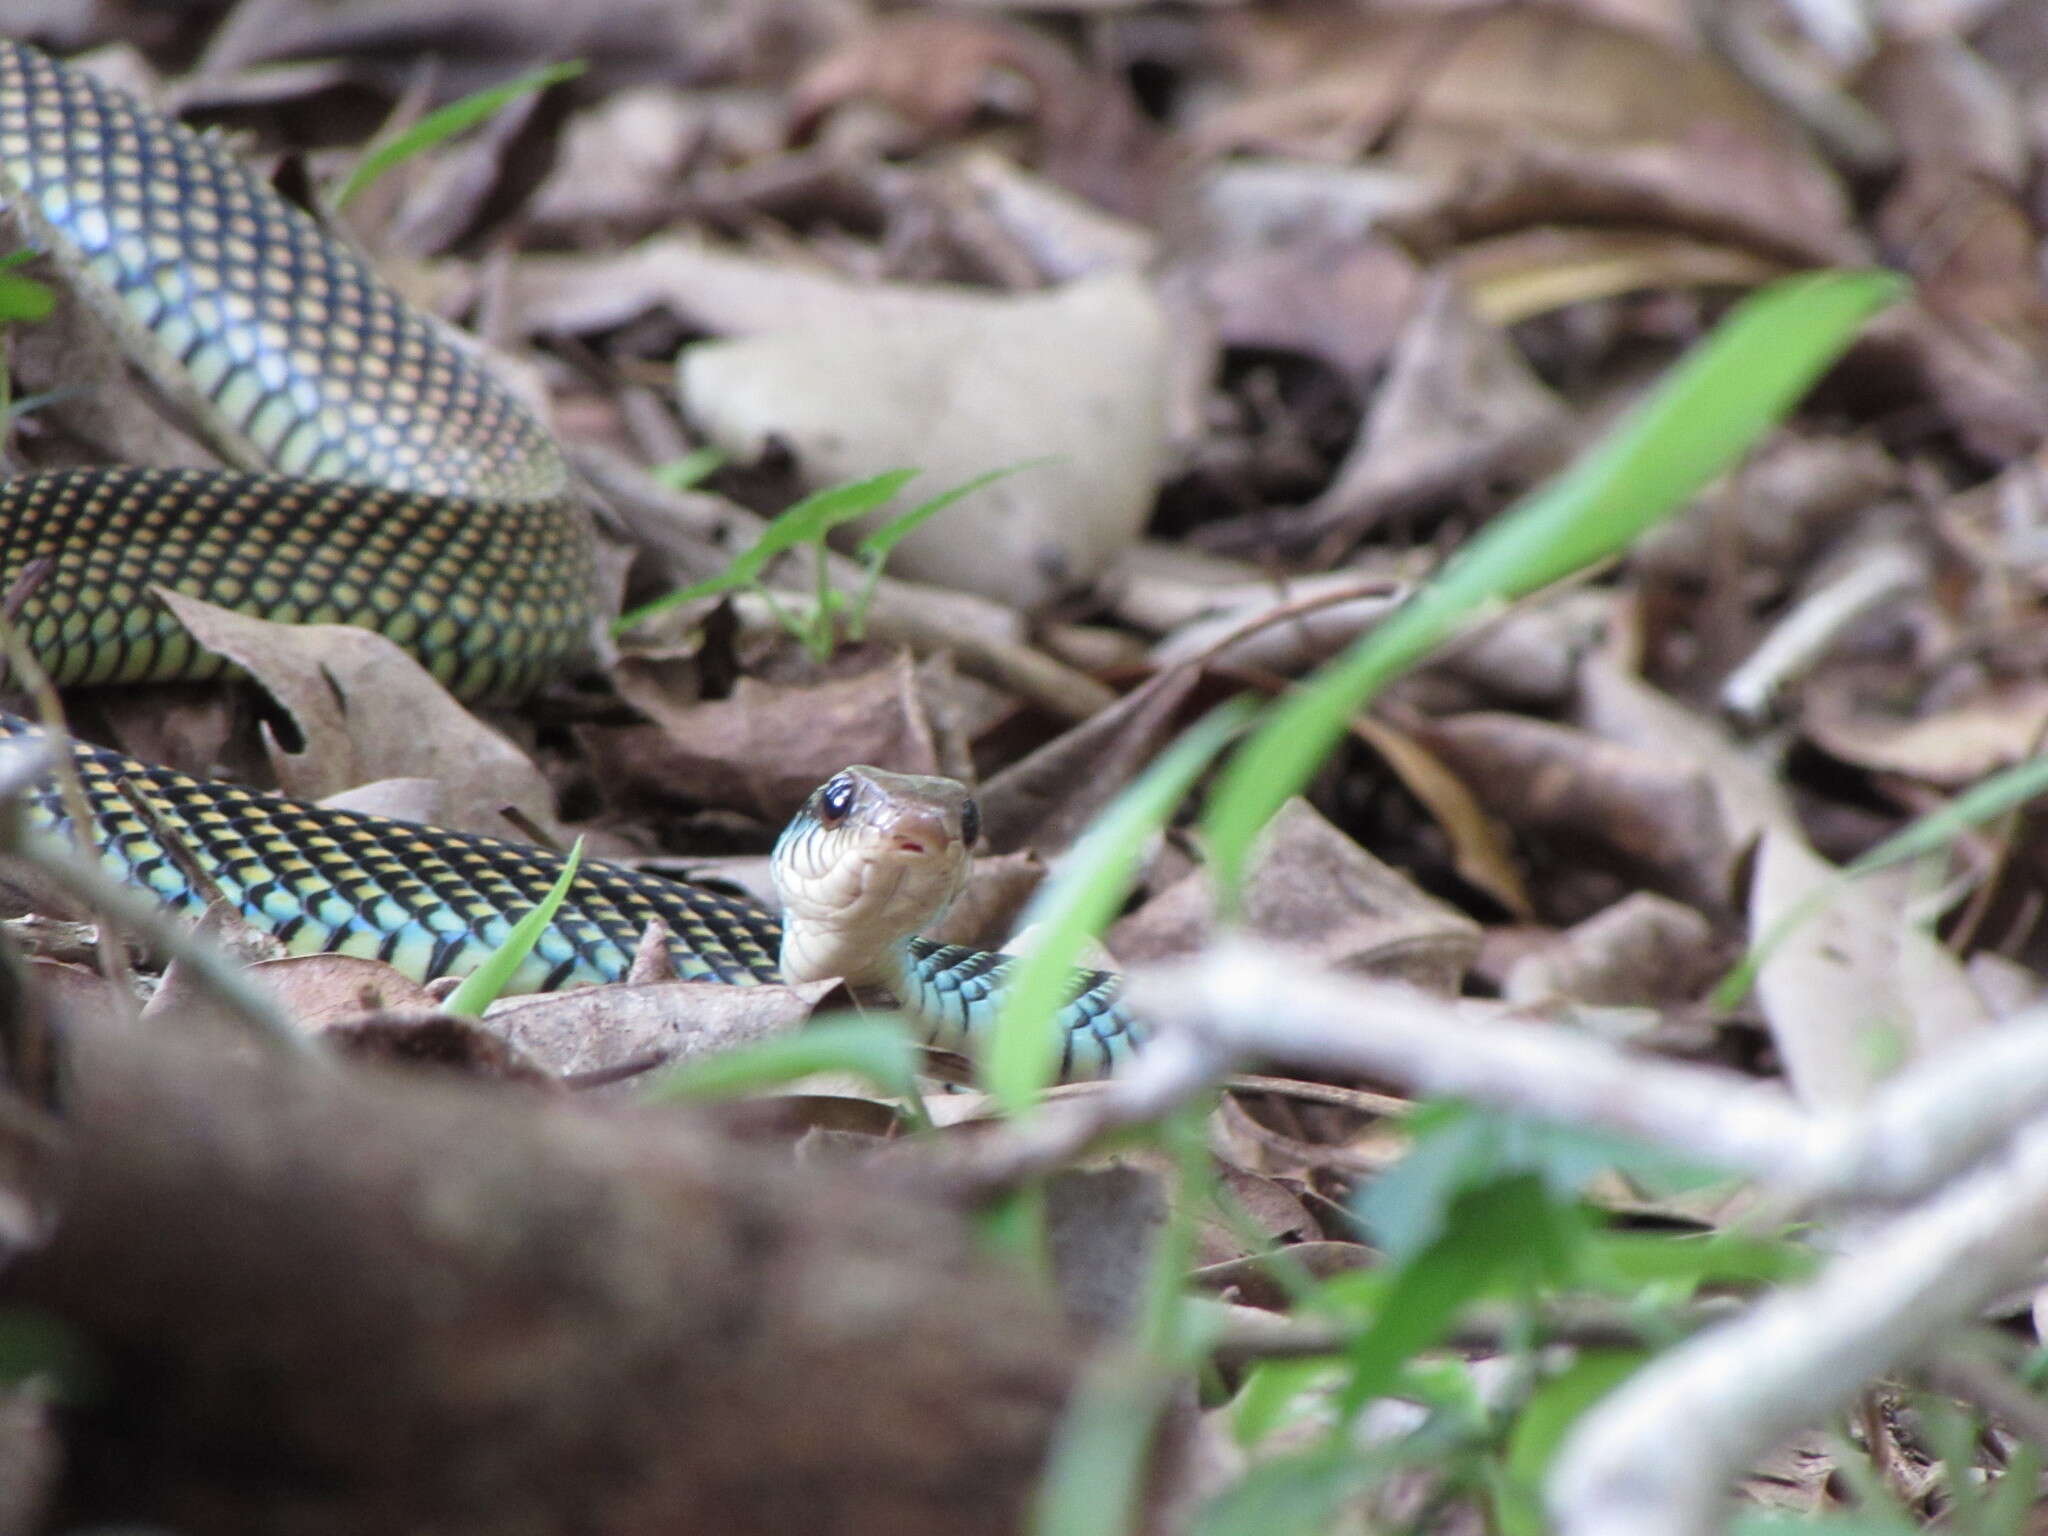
[5,1009,1082,1534]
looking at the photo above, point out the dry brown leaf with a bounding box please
[1353,715,1532,919]
[1198,8,1859,264]
[200,0,845,98]
[153,592,565,842]
[593,650,956,826]
[787,11,1164,219]
[1501,891,1720,1007]
[1575,651,1794,848]
[1413,710,1741,916]
[1802,678,2048,785]
[1184,236,1422,385]
[244,953,440,1031]
[1111,797,1481,994]
[1278,276,1569,548]
[320,1009,561,1082]
[977,661,1211,854]
[1857,35,2029,186]
[482,977,835,1079]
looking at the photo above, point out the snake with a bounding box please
[0,41,1137,1079]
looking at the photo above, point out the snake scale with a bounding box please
[0,40,1136,1079]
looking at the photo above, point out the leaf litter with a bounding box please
[7,2,2048,1532]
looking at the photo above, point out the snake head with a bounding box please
[772,767,981,989]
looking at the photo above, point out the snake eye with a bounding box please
[959,796,981,849]
[817,775,857,825]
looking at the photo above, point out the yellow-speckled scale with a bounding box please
[0,41,592,701]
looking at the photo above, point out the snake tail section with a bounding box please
[0,42,593,701]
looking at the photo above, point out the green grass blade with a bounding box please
[613,467,919,632]
[1199,269,1907,898]
[1712,750,2048,1008]
[639,1015,927,1127]
[981,699,1256,1114]
[0,249,52,324]
[442,837,583,1017]
[854,459,1054,565]
[334,61,587,209]
[651,445,728,492]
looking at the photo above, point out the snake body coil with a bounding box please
[0,42,1138,1077]
[0,41,591,701]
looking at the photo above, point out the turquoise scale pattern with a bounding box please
[0,713,782,994]
[899,942,1140,1079]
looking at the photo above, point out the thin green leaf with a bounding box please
[0,269,54,323]
[979,699,1256,1115]
[334,61,587,208]
[639,1015,927,1127]
[1336,1176,1574,1419]
[1504,1350,1646,1491]
[651,445,728,492]
[1200,269,1908,900]
[614,467,919,632]
[1195,1445,1383,1536]
[1714,751,2048,1008]
[854,458,1054,564]
[1356,1103,1725,1263]
[0,1306,101,1403]
[1031,1110,1214,1536]
[442,837,583,1016]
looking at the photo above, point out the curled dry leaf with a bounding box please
[1197,8,1859,264]
[319,1009,561,1082]
[242,953,440,1032]
[788,11,1164,219]
[976,660,1210,854]
[1501,891,1721,1007]
[482,977,838,1078]
[678,271,1171,607]
[1448,226,1786,327]
[1276,275,1570,549]
[1182,235,1422,386]
[1413,711,1741,917]
[1354,715,1532,919]
[1802,678,2048,786]
[592,650,959,826]
[154,592,565,842]
[1111,797,1481,995]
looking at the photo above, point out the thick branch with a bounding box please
[8,1012,1080,1535]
